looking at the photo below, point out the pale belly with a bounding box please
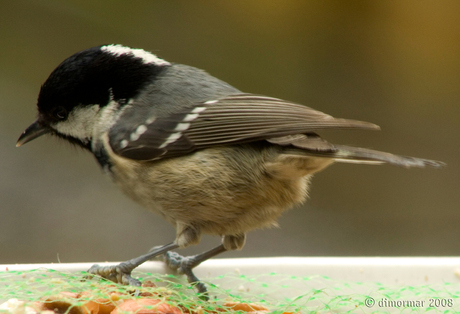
[108,143,328,236]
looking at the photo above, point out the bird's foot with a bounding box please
[163,251,208,300]
[87,262,141,286]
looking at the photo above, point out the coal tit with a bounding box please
[17,44,444,297]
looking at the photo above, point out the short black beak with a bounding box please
[16,120,51,147]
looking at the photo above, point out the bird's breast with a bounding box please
[106,143,315,236]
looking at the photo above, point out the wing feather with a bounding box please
[109,94,379,160]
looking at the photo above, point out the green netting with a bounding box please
[1,268,460,313]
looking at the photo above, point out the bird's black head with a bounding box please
[17,44,170,149]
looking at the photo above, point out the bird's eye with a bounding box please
[53,107,68,120]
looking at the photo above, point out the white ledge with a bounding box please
[2,257,460,285]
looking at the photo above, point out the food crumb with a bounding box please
[454,268,460,279]
[0,298,38,314]
[109,292,120,301]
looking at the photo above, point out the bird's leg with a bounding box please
[87,242,179,286]
[164,244,226,299]
[163,233,246,299]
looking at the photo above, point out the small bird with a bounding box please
[17,44,443,297]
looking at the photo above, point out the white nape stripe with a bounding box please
[159,132,182,149]
[204,100,218,104]
[101,44,170,66]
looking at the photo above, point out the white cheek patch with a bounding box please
[101,44,171,66]
[53,105,100,142]
[53,101,128,147]
[96,100,124,132]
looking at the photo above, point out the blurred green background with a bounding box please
[1,1,459,264]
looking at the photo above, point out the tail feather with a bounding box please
[330,145,444,168]
[268,134,445,169]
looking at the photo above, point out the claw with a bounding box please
[87,263,141,286]
[84,243,180,287]
[163,251,209,300]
